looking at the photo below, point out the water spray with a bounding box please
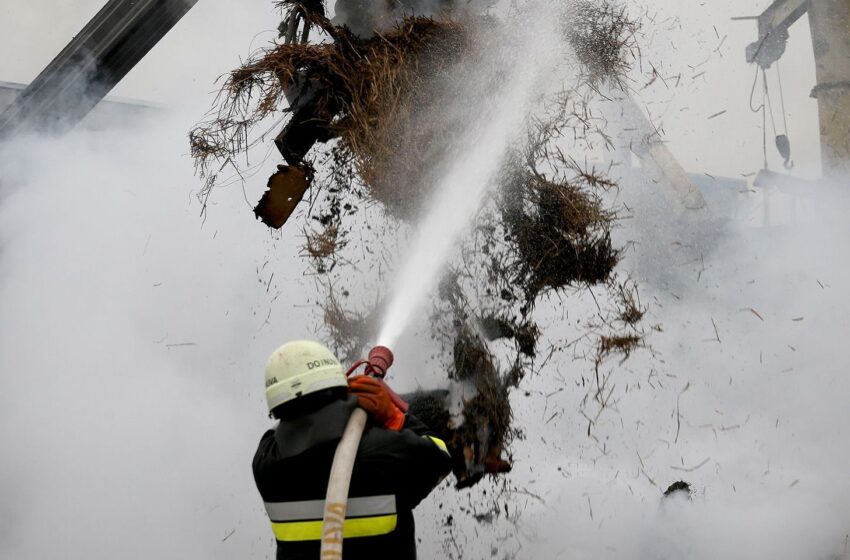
[375,5,563,350]
[373,114,525,349]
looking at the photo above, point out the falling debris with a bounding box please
[192,0,648,488]
[565,0,641,88]
[741,307,765,321]
[663,480,692,497]
[254,164,311,228]
[192,13,478,220]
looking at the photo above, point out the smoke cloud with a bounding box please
[0,112,303,556]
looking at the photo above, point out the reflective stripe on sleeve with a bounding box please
[271,514,398,541]
[425,435,450,455]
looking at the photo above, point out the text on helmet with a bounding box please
[307,358,338,370]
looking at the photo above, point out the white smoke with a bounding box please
[0,112,307,557]
[408,176,850,559]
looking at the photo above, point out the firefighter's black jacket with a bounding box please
[253,394,452,560]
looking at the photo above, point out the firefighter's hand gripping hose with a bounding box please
[320,346,402,559]
[348,376,405,431]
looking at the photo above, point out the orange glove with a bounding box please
[348,376,405,431]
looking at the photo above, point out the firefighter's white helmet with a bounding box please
[264,340,347,412]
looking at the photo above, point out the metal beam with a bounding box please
[737,0,850,177]
[735,0,810,68]
[759,0,810,33]
[0,0,198,141]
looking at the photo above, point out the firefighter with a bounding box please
[253,340,452,559]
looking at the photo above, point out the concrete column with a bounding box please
[808,0,850,178]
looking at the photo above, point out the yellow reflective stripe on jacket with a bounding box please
[271,514,398,541]
[425,435,449,455]
[265,495,398,542]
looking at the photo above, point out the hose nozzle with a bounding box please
[366,346,393,378]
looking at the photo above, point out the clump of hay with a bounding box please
[192,13,476,217]
[500,163,619,304]
[191,0,641,200]
[492,106,622,311]
[564,0,640,88]
[321,293,377,364]
[303,224,347,272]
[598,334,644,362]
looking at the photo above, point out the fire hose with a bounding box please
[319,346,407,559]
